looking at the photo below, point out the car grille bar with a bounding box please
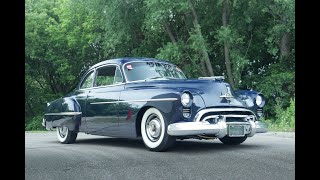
[194,108,257,122]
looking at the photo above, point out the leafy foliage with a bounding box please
[263,97,295,131]
[26,115,46,131]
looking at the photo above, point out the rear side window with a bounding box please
[80,71,94,89]
[95,65,123,87]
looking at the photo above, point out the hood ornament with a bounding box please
[220,86,234,102]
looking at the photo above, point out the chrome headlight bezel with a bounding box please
[255,94,265,107]
[181,92,193,107]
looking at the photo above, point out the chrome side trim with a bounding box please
[194,108,257,122]
[90,101,117,104]
[124,79,149,84]
[45,112,82,116]
[90,82,125,89]
[90,98,178,105]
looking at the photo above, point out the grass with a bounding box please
[261,97,295,132]
[266,126,295,132]
[262,117,295,132]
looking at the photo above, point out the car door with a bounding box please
[74,69,95,132]
[85,64,124,136]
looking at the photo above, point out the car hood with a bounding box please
[127,79,250,108]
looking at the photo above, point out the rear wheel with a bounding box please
[219,136,247,145]
[141,108,175,151]
[56,126,78,144]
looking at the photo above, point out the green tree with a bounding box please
[25,0,295,130]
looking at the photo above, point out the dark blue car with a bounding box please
[43,57,267,151]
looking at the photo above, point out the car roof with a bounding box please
[90,57,173,70]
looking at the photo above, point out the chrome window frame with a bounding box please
[93,64,124,87]
[78,69,95,90]
[78,64,125,90]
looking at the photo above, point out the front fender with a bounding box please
[235,90,265,119]
[143,91,206,124]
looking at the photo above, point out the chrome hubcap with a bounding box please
[58,127,68,138]
[146,114,162,142]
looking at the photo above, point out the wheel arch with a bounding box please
[135,106,153,137]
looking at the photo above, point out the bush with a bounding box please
[25,115,46,131]
[262,97,295,131]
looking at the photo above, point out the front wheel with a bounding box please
[141,108,175,151]
[219,136,247,145]
[56,126,78,144]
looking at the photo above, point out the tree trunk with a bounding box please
[200,58,208,77]
[163,21,207,76]
[279,32,290,60]
[222,0,235,88]
[163,22,177,44]
[188,0,214,76]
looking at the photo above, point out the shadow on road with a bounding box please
[75,137,145,150]
[171,140,262,153]
[70,137,264,152]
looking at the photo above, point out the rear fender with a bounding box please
[44,97,81,132]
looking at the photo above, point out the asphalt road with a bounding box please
[25,131,295,180]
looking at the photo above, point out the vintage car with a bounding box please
[43,57,267,151]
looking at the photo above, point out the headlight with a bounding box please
[255,94,265,107]
[181,92,192,107]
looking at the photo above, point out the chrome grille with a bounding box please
[226,117,247,123]
[194,107,256,123]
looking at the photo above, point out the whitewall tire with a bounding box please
[56,126,78,144]
[141,108,175,151]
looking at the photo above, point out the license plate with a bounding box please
[228,125,245,137]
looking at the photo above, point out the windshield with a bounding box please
[123,62,186,82]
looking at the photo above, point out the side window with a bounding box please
[114,67,123,84]
[95,66,122,86]
[80,71,94,89]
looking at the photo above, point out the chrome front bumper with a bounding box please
[167,120,267,137]
[167,108,268,138]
